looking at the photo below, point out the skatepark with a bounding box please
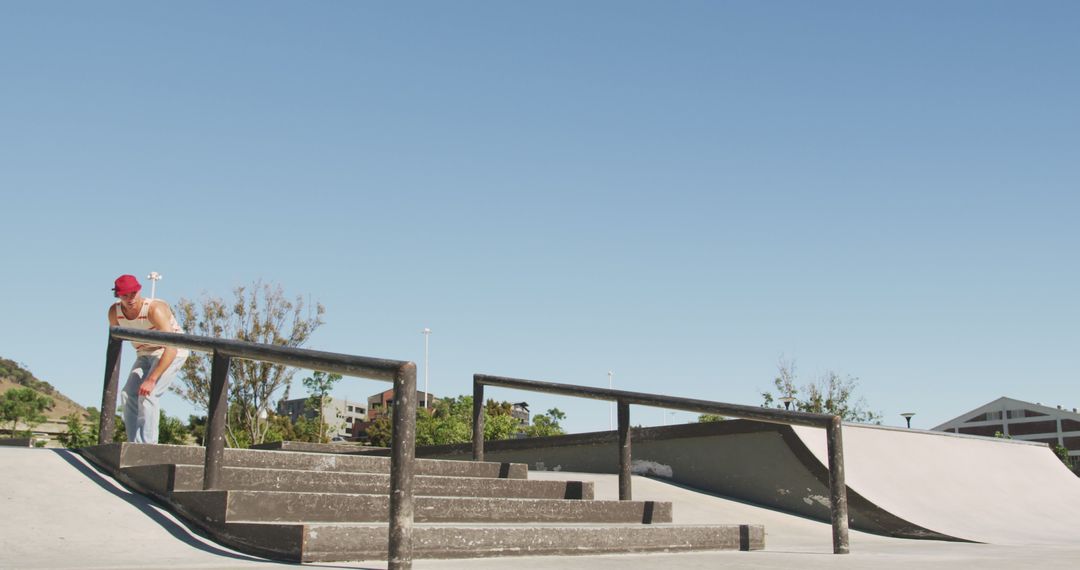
[4,417,1080,570]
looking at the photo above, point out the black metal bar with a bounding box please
[98,337,123,444]
[203,350,231,490]
[105,326,420,564]
[109,327,405,380]
[617,401,631,501]
[827,415,850,554]
[472,377,485,462]
[388,362,417,570]
[475,371,850,555]
[475,373,834,428]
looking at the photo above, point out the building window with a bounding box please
[348,406,354,412]
[1008,409,1046,419]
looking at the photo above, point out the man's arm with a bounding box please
[107,304,119,327]
[139,301,179,397]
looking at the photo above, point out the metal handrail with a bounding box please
[471,373,850,555]
[100,326,418,569]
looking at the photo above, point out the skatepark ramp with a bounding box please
[93,326,814,566]
[416,419,1080,545]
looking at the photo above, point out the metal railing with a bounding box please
[471,373,851,554]
[100,327,418,569]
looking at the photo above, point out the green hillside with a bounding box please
[0,357,89,420]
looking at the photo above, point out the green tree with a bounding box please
[369,395,549,447]
[697,414,725,423]
[187,415,207,445]
[1052,444,1074,470]
[175,281,325,448]
[83,407,125,444]
[58,413,96,448]
[158,410,189,445]
[302,371,342,443]
[761,357,881,424]
[0,387,54,436]
[366,415,393,447]
[524,408,566,438]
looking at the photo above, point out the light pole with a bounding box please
[901,412,915,429]
[664,410,677,426]
[147,272,162,299]
[780,396,796,411]
[422,328,432,410]
[258,408,268,443]
[607,371,614,431]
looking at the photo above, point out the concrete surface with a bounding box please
[793,423,1080,544]
[4,447,1080,570]
[418,419,1080,543]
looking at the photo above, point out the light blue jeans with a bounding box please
[120,354,183,444]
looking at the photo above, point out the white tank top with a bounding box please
[114,298,190,358]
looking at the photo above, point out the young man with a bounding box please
[107,274,189,443]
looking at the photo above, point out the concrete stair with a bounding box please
[80,442,763,562]
[123,464,591,499]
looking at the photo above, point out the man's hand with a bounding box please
[139,377,157,397]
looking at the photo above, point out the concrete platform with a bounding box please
[4,448,1080,570]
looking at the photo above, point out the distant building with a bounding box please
[346,388,440,442]
[511,402,530,425]
[932,396,1080,465]
[277,396,367,440]
[366,388,438,421]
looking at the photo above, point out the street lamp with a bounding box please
[780,396,796,411]
[607,371,614,431]
[901,412,915,429]
[257,408,268,442]
[422,328,432,410]
[147,272,162,299]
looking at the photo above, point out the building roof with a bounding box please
[932,396,1080,430]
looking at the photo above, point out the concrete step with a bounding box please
[83,442,527,479]
[123,463,592,500]
[212,522,764,562]
[173,490,672,525]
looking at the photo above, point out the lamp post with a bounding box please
[147,272,162,299]
[901,412,915,429]
[780,396,796,411]
[257,408,268,443]
[422,328,432,410]
[607,371,614,431]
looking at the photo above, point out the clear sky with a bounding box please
[2,2,1077,434]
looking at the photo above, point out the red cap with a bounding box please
[113,274,142,296]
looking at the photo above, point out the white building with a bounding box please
[932,396,1080,464]
[277,396,367,440]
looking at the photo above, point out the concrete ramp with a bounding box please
[0,447,282,570]
[793,423,1080,544]
[417,420,1080,546]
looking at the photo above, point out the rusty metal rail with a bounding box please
[100,326,418,569]
[472,373,850,554]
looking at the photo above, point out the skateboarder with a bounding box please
[107,274,189,443]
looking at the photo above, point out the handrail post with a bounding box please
[387,362,417,570]
[826,415,850,554]
[472,376,485,461]
[617,401,631,501]
[203,349,231,490]
[98,334,123,444]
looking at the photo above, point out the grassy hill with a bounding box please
[0,357,89,421]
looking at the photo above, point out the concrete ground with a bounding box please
[3,447,1078,570]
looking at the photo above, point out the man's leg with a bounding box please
[120,357,153,442]
[137,355,183,444]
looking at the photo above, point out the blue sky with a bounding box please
[2,2,1077,433]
